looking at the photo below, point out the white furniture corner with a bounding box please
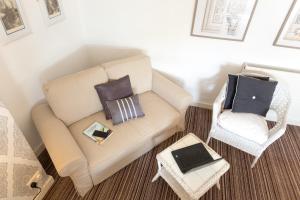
[0,102,53,200]
[244,63,300,126]
[206,70,290,168]
[152,133,230,200]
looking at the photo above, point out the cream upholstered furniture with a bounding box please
[206,71,290,168]
[32,55,193,196]
[152,133,230,200]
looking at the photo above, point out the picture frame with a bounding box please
[0,0,31,44]
[274,0,300,49]
[38,0,65,26]
[191,0,258,41]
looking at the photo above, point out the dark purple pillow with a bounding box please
[232,76,277,117]
[223,74,270,109]
[95,75,133,119]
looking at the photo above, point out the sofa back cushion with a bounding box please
[43,66,108,125]
[102,55,152,94]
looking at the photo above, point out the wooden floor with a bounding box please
[39,107,300,200]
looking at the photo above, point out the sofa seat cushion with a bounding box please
[127,92,181,137]
[68,91,180,181]
[218,110,269,144]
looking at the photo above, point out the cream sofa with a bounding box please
[32,55,193,196]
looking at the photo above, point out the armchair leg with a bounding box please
[206,136,211,144]
[206,129,214,144]
[216,179,221,190]
[251,154,262,168]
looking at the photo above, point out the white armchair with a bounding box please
[206,71,290,168]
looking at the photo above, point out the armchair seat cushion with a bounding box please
[68,91,180,184]
[217,110,269,144]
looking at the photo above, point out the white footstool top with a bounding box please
[157,133,230,199]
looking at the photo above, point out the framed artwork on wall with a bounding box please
[39,0,65,26]
[191,0,258,41]
[274,0,300,49]
[0,0,31,44]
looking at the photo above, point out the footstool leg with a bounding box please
[152,161,162,182]
[152,172,160,182]
[216,179,221,190]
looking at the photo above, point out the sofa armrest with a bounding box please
[152,70,193,113]
[32,103,88,177]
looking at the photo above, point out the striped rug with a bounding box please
[40,107,300,200]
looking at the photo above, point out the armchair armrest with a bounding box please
[263,108,289,149]
[263,83,291,149]
[210,84,227,132]
[264,123,287,148]
[152,70,193,113]
[32,103,88,177]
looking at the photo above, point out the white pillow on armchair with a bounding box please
[218,110,269,145]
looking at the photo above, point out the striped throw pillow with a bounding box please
[105,95,145,125]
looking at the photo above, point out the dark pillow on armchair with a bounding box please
[223,74,270,109]
[105,95,145,125]
[232,75,278,117]
[95,75,133,119]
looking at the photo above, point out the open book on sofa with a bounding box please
[83,122,112,144]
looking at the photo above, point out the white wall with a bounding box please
[0,0,89,153]
[2,0,300,152]
[80,0,300,106]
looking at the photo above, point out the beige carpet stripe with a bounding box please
[39,107,300,200]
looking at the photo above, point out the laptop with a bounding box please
[171,143,223,174]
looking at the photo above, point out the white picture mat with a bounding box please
[192,0,257,41]
[274,0,300,49]
[0,0,31,44]
[38,0,65,26]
